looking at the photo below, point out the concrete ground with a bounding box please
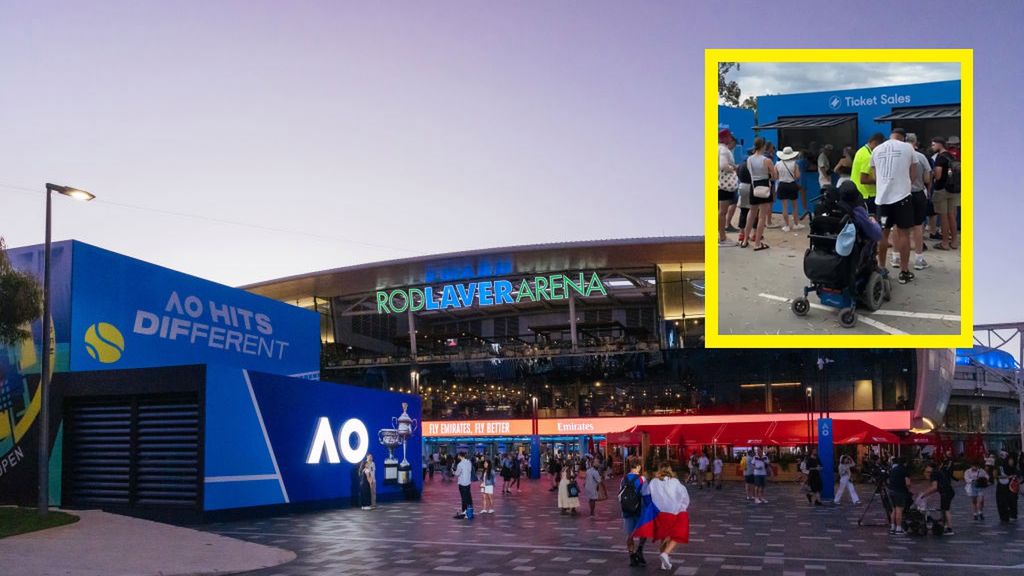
[206,476,1023,576]
[0,508,295,576]
[718,222,961,335]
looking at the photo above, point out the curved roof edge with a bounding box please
[241,236,703,290]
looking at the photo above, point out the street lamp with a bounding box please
[805,386,814,452]
[39,183,95,516]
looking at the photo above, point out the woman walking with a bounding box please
[834,454,860,505]
[741,137,779,250]
[621,456,647,567]
[480,459,496,513]
[805,448,823,506]
[775,146,802,231]
[510,451,523,493]
[558,464,581,515]
[995,453,1020,523]
[634,462,690,572]
[964,460,990,521]
[584,458,603,517]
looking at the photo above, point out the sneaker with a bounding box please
[718,239,738,247]
[781,225,791,232]
[944,528,955,535]
[659,552,672,571]
[894,528,905,536]
[361,506,371,510]
[636,551,647,566]
[889,528,897,535]
[794,223,805,230]
[725,225,739,233]
[629,553,639,567]
[454,513,466,519]
[914,257,929,270]
[890,253,901,268]
[929,232,943,240]
[898,271,913,284]
[853,501,862,506]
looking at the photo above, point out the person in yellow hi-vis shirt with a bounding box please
[852,132,885,214]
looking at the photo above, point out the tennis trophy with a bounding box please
[377,428,401,485]
[393,402,418,485]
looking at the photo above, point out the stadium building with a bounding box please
[245,237,956,459]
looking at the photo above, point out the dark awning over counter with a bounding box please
[874,106,960,122]
[754,115,855,130]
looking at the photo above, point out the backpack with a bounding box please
[619,476,642,516]
[945,153,961,194]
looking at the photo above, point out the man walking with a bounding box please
[868,128,918,284]
[906,133,932,270]
[698,451,710,489]
[887,457,911,535]
[930,137,959,251]
[453,451,474,519]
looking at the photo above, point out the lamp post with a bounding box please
[805,386,814,452]
[39,183,95,516]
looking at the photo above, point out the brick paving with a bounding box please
[206,475,1024,576]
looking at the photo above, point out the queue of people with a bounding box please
[718,127,962,287]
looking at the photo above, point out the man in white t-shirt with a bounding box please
[869,128,918,285]
[698,452,710,489]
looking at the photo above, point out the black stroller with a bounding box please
[792,186,891,328]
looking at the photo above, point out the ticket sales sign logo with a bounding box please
[376,272,608,314]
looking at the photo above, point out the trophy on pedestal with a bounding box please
[377,428,401,485]
[393,402,418,485]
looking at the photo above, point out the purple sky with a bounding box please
[1,0,1021,326]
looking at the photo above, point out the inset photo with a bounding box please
[705,49,972,347]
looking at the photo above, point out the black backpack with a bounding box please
[944,152,961,194]
[619,476,642,516]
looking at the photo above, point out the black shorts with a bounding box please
[719,189,738,203]
[940,491,954,512]
[749,180,773,206]
[865,196,877,216]
[777,181,800,200]
[878,196,915,230]
[911,190,928,225]
[890,491,908,508]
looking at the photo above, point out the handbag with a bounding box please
[836,221,856,256]
[719,169,739,192]
[749,156,772,198]
[567,481,580,498]
[1010,476,1020,495]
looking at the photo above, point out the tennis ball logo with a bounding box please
[84,322,125,364]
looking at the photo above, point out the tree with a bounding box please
[740,95,758,113]
[0,237,42,345]
[718,62,742,106]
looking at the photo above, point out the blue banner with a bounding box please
[204,368,421,511]
[817,418,835,501]
[68,242,320,377]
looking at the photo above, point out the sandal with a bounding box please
[740,239,749,248]
[754,243,770,251]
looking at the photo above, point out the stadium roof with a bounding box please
[243,236,703,302]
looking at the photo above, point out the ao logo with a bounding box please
[820,422,831,437]
[84,322,125,363]
[827,95,842,110]
[306,417,369,464]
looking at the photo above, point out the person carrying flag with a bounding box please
[633,461,691,572]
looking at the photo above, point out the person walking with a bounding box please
[634,462,690,572]
[698,452,710,489]
[479,459,496,513]
[718,129,740,247]
[584,458,603,517]
[995,453,1020,523]
[887,457,911,535]
[751,447,770,504]
[805,448,823,506]
[741,137,778,251]
[453,451,474,519]
[775,146,803,232]
[510,451,523,493]
[834,454,861,505]
[712,452,723,490]
[917,459,956,535]
[964,460,990,521]
[743,450,756,501]
[620,456,647,567]
[558,464,580,515]
[500,453,512,494]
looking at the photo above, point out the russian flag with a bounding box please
[633,478,690,543]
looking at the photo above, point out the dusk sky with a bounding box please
[2,0,1021,326]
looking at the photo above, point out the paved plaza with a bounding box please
[718,224,961,336]
[207,476,1023,576]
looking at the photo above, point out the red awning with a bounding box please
[765,419,899,446]
[609,418,898,448]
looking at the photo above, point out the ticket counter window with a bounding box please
[754,115,858,163]
[874,106,960,147]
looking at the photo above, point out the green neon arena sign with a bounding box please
[376,272,608,314]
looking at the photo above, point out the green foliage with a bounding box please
[0,237,43,345]
[0,507,79,539]
[718,62,742,106]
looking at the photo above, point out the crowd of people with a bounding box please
[717,127,961,286]
[426,444,1020,569]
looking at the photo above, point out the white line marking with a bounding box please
[868,309,960,321]
[204,474,280,483]
[244,369,290,504]
[215,531,1024,570]
[759,293,908,335]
